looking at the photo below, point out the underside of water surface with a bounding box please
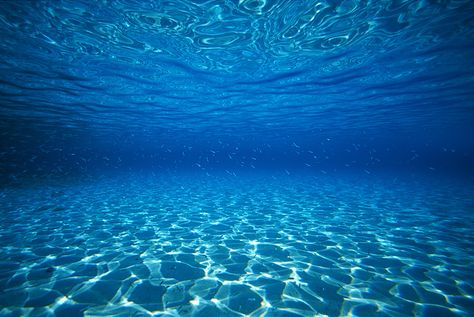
[1,0,474,316]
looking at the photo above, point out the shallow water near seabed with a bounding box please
[0,172,473,317]
[1,0,474,316]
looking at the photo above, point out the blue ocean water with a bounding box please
[1,0,474,316]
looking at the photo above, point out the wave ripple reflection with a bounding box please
[1,0,470,71]
[0,0,473,140]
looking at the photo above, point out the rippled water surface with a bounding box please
[1,0,474,142]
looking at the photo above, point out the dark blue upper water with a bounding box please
[1,0,473,180]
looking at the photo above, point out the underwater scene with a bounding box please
[0,1,474,316]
